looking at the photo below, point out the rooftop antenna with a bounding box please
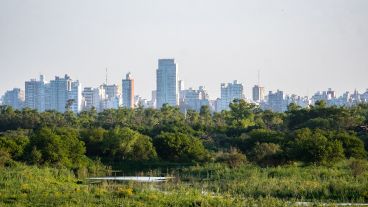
[257,70,261,86]
[105,68,108,85]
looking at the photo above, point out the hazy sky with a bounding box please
[1,0,367,99]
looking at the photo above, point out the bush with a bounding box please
[335,132,367,159]
[154,132,208,162]
[349,159,368,177]
[0,149,13,168]
[250,142,283,166]
[0,130,30,160]
[24,127,87,169]
[290,128,345,165]
[102,127,157,161]
[216,148,247,168]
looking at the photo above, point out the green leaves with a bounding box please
[102,127,157,161]
[291,128,345,165]
[154,132,208,162]
[25,127,86,169]
[228,99,256,129]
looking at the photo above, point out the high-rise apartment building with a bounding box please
[46,75,81,113]
[68,80,83,113]
[25,75,46,112]
[103,84,119,99]
[82,86,106,112]
[156,59,178,108]
[2,88,25,110]
[252,85,265,103]
[267,90,286,112]
[122,72,134,108]
[49,75,73,113]
[218,80,244,111]
[25,74,81,113]
[82,87,95,110]
[101,84,121,110]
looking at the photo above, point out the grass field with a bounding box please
[0,160,367,206]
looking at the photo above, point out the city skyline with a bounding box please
[2,66,368,100]
[1,61,367,101]
[1,0,368,99]
[2,66,368,114]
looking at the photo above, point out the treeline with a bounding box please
[0,100,368,171]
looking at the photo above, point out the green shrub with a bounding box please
[215,148,247,168]
[250,142,283,166]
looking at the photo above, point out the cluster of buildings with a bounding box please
[256,88,368,113]
[1,73,134,114]
[1,59,368,113]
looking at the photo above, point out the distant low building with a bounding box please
[180,86,210,112]
[265,90,286,112]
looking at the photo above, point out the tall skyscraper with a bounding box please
[68,80,83,113]
[218,80,244,111]
[156,59,178,108]
[122,72,134,108]
[252,85,265,102]
[2,88,25,110]
[25,75,46,112]
[49,75,72,113]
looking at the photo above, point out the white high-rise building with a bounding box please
[25,75,46,112]
[122,72,134,108]
[267,90,286,112]
[218,80,244,111]
[82,87,94,110]
[46,74,82,113]
[252,85,265,103]
[49,75,73,113]
[103,84,119,99]
[156,59,178,108]
[2,88,25,110]
[68,80,83,113]
[101,84,121,110]
[82,86,106,112]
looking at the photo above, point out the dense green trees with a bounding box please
[0,130,29,160]
[102,127,157,161]
[0,101,367,170]
[250,142,283,166]
[25,128,87,168]
[154,132,207,162]
[286,101,364,130]
[290,128,345,165]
